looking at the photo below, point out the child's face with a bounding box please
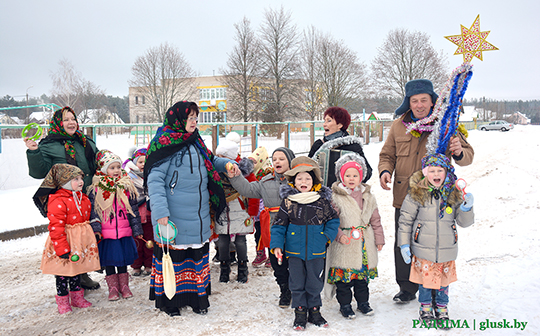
[136,156,146,171]
[426,166,446,187]
[272,151,289,174]
[107,162,122,178]
[294,172,313,193]
[342,167,361,190]
[71,175,84,192]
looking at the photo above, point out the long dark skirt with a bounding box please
[149,243,211,311]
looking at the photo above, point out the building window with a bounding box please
[135,96,139,105]
[142,96,145,105]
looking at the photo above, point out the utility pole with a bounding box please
[26,85,33,122]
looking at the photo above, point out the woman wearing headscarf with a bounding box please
[24,106,100,290]
[308,107,372,186]
[145,101,233,317]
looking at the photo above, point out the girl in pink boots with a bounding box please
[88,150,143,301]
[35,164,101,314]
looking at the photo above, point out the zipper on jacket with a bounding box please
[435,195,439,263]
[195,145,203,242]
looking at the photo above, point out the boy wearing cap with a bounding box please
[270,157,340,331]
[378,79,474,303]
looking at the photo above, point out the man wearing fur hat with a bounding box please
[378,79,474,303]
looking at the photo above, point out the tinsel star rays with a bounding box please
[445,15,498,63]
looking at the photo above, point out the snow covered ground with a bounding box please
[0,125,538,335]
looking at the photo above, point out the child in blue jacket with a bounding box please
[271,156,340,331]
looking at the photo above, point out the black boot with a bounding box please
[237,260,248,283]
[219,261,230,283]
[278,283,291,308]
[293,306,307,331]
[307,306,328,328]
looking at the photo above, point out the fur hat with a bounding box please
[335,153,367,184]
[284,156,322,184]
[395,79,439,116]
[272,147,295,168]
[96,149,122,174]
[216,139,239,160]
[225,132,241,144]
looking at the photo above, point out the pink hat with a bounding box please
[340,161,363,183]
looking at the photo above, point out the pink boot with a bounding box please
[105,274,120,301]
[55,295,72,314]
[252,249,268,267]
[118,272,133,299]
[69,290,92,308]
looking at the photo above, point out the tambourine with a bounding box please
[455,178,468,200]
[155,220,178,243]
[21,123,43,141]
[343,227,363,245]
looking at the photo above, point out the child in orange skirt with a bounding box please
[398,154,474,324]
[34,164,101,314]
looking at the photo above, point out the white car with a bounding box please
[480,120,514,131]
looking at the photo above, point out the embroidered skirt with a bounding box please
[41,221,101,276]
[149,243,211,311]
[409,255,457,289]
[99,236,138,267]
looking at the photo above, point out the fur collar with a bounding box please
[409,170,462,207]
[312,135,363,159]
[238,157,254,177]
[279,183,332,201]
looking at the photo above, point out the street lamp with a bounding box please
[26,85,33,122]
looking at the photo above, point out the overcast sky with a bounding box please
[1,0,538,102]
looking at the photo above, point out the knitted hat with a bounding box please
[272,147,295,168]
[421,153,457,218]
[395,79,439,116]
[225,132,241,144]
[96,149,122,174]
[123,147,147,168]
[284,156,322,184]
[335,153,367,184]
[216,139,239,160]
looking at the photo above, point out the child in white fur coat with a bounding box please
[326,153,385,319]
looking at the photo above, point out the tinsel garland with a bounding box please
[426,63,473,155]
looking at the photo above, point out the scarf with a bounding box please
[323,130,346,142]
[288,191,320,204]
[248,147,273,180]
[88,170,138,223]
[144,101,227,223]
[40,107,96,172]
[421,154,457,218]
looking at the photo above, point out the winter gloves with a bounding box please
[460,193,474,212]
[400,244,411,264]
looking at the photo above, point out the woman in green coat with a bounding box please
[25,106,100,289]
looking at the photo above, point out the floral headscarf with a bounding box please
[33,163,84,217]
[144,101,227,223]
[248,146,273,180]
[41,106,96,172]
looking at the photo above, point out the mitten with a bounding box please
[460,193,474,212]
[400,245,411,264]
[59,253,70,259]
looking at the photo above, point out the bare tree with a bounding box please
[317,34,368,109]
[371,28,448,98]
[50,59,82,108]
[77,80,107,123]
[220,17,263,124]
[130,43,196,122]
[299,26,325,120]
[258,6,302,122]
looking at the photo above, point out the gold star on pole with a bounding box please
[445,15,498,63]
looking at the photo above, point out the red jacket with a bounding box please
[235,155,260,217]
[47,189,92,257]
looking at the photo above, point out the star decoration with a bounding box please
[445,15,498,63]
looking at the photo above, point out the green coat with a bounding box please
[26,138,98,190]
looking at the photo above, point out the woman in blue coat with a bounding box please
[145,101,232,317]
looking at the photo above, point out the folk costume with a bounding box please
[34,163,100,314]
[145,101,230,315]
